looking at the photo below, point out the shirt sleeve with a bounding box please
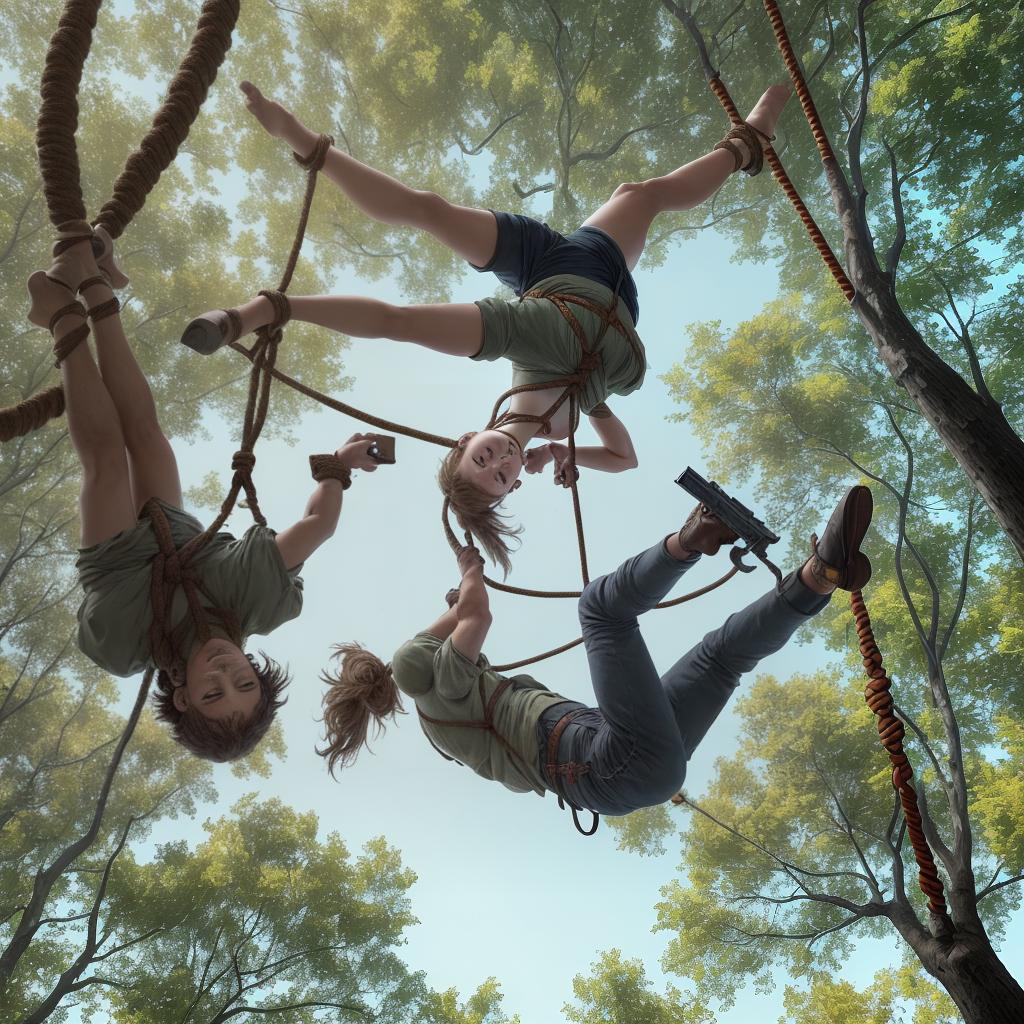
[209,526,304,638]
[390,634,441,698]
[434,636,486,701]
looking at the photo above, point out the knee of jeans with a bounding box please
[577,578,605,627]
[640,731,686,803]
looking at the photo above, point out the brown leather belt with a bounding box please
[545,708,591,788]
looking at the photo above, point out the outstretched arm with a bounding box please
[526,405,638,486]
[450,545,492,662]
[274,433,393,570]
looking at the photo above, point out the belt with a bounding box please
[544,708,599,836]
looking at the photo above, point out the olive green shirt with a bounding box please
[76,502,303,677]
[391,631,570,796]
[473,273,647,415]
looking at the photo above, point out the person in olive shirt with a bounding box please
[26,227,392,762]
[185,80,791,574]
[318,486,874,821]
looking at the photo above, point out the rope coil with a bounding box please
[852,590,951,922]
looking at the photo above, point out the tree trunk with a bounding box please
[821,161,1024,563]
[925,929,1024,1024]
[891,901,1024,1024]
[853,280,1024,563]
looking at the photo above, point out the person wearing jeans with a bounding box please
[319,487,874,822]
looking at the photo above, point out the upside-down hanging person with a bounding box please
[26,229,393,761]
[184,80,792,574]
[316,487,873,822]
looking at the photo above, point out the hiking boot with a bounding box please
[808,485,873,591]
[677,502,739,556]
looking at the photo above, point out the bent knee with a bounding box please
[610,181,654,205]
[640,738,687,803]
[577,578,608,626]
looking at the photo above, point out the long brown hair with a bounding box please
[437,445,521,576]
[318,643,405,777]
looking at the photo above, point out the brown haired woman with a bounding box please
[26,229,392,761]
[318,487,873,824]
[185,81,791,574]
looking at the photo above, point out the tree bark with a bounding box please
[889,901,1024,1024]
[821,159,1024,564]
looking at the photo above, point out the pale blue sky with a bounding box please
[5,4,1022,1019]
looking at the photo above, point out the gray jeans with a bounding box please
[537,540,830,816]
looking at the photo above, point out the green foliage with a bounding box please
[85,796,423,1023]
[423,978,521,1024]
[564,949,713,1024]
[782,967,958,1024]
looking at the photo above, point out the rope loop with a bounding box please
[293,133,333,172]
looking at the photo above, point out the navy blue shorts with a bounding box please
[471,211,641,327]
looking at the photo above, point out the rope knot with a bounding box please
[231,450,256,474]
[161,552,186,586]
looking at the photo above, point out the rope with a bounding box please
[851,590,951,924]
[704,73,854,301]
[1,0,240,440]
[489,564,739,671]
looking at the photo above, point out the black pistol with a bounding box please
[676,467,782,582]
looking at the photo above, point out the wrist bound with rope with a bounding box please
[309,453,352,489]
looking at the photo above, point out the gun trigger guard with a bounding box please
[729,545,757,573]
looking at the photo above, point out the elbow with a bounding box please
[619,453,639,472]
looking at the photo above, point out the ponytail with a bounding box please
[318,643,404,777]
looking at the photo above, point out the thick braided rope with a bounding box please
[759,1,855,300]
[852,590,951,921]
[35,0,100,227]
[3,0,239,441]
[763,0,838,164]
[0,386,67,441]
[96,0,240,238]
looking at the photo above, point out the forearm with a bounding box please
[569,445,638,473]
[274,479,344,569]
[424,607,459,640]
[456,571,490,622]
[580,410,638,471]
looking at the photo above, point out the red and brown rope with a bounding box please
[852,590,950,922]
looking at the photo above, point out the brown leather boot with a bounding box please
[808,486,873,591]
[677,503,739,556]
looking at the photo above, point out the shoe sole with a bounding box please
[181,317,225,355]
[840,486,873,590]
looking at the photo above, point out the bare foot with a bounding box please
[744,83,792,148]
[239,80,319,160]
[93,225,130,289]
[27,271,78,329]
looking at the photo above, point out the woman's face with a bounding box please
[177,639,260,720]
[456,430,524,498]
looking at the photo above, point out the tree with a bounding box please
[631,263,1024,1017]
[563,950,712,1024]
[67,796,427,1023]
